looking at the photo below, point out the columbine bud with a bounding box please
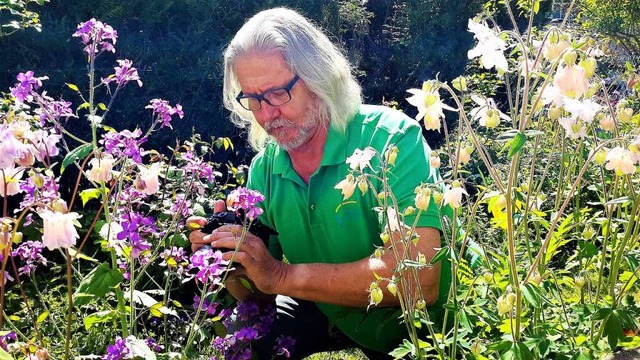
[586,82,601,98]
[433,192,444,205]
[497,295,512,315]
[379,231,390,244]
[31,172,45,188]
[599,115,615,132]
[415,187,432,211]
[532,272,542,286]
[385,146,398,166]
[404,206,415,216]
[11,231,23,244]
[582,225,595,240]
[563,50,577,65]
[619,108,634,123]
[575,276,586,288]
[429,153,441,168]
[548,106,561,120]
[416,299,426,310]
[51,198,68,213]
[485,109,500,128]
[357,176,368,195]
[373,248,384,258]
[579,57,597,78]
[417,252,427,265]
[483,271,493,283]
[377,192,387,201]
[506,292,517,306]
[369,283,383,305]
[520,182,529,192]
[36,348,49,360]
[387,282,398,297]
[594,149,607,165]
[452,76,468,92]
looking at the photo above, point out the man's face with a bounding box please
[234,53,324,150]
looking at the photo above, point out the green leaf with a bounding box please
[127,337,157,360]
[80,188,102,206]
[507,132,526,158]
[389,339,414,359]
[500,341,534,360]
[98,102,107,111]
[74,262,124,306]
[66,83,79,91]
[429,246,450,265]
[520,283,542,308]
[36,310,49,324]
[83,310,115,330]
[578,241,598,259]
[604,312,624,350]
[0,347,15,360]
[61,143,93,174]
[605,196,631,206]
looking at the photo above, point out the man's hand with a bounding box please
[186,199,226,252]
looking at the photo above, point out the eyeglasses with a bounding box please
[236,75,300,111]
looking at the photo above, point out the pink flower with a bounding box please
[554,65,589,99]
[334,174,356,200]
[38,209,82,250]
[86,155,116,183]
[605,147,636,176]
[442,185,468,209]
[346,148,376,171]
[0,167,24,197]
[599,115,615,132]
[137,163,162,195]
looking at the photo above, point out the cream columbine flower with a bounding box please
[0,167,24,197]
[38,209,82,250]
[415,187,432,211]
[457,146,473,165]
[346,147,376,171]
[467,18,509,73]
[469,95,511,128]
[137,162,163,195]
[542,39,570,61]
[553,65,589,99]
[605,147,636,175]
[86,155,116,183]
[406,84,456,131]
[562,98,602,124]
[558,117,587,139]
[334,174,356,200]
[429,152,441,168]
[386,206,406,232]
[442,184,468,208]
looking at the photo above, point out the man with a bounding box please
[189,7,451,359]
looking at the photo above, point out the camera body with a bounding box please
[200,210,277,246]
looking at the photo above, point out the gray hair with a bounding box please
[222,7,362,151]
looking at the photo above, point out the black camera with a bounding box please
[200,209,277,246]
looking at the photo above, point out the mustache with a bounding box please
[264,118,297,132]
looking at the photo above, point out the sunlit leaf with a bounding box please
[61,143,93,174]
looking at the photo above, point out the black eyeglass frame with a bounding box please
[235,75,300,111]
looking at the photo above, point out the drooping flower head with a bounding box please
[226,187,265,220]
[38,209,82,250]
[467,18,509,73]
[406,82,456,131]
[346,147,376,171]
[103,59,143,88]
[469,95,511,128]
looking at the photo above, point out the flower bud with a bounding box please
[31,172,45,188]
[369,283,383,305]
[51,198,68,213]
[377,192,387,201]
[357,176,368,195]
[563,50,577,65]
[497,295,512,315]
[520,182,529,192]
[417,252,427,265]
[11,231,23,244]
[579,57,597,78]
[373,248,384,258]
[429,153,441,168]
[415,187,432,211]
[385,146,398,166]
[433,192,444,205]
[379,231,390,244]
[594,149,607,165]
[532,272,542,286]
[599,115,615,132]
[387,282,398,297]
[575,276,586,288]
[585,82,601,98]
[548,106,562,120]
[36,348,49,360]
[483,271,493,283]
[452,76,468,92]
[506,292,517,306]
[403,206,415,216]
[582,225,595,240]
[416,299,426,310]
[619,108,634,123]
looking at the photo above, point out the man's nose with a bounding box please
[255,102,281,125]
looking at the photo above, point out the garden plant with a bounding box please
[1,0,640,359]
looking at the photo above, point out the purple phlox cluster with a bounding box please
[10,71,48,103]
[102,336,129,360]
[167,194,192,218]
[159,246,188,275]
[211,336,252,360]
[19,174,60,212]
[103,59,142,88]
[193,295,219,316]
[101,129,147,163]
[117,259,130,281]
[116,212,155,260]
[188,247,228,285]
[145,337,163,353]
[0,254,15,285]
[145,99,183,129]
[0,331,17,352]
[227,187,265,220]
[274,336,296,358]
[179,149,220,183]
[12,240,48,276]
[73,18,118,56]
[35,95,75,126]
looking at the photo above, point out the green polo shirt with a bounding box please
[247,104,451,353]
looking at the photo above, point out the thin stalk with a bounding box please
[64,250,73,360]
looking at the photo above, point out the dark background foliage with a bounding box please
[1,0,531,163]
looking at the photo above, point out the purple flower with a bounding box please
[188,247,228,284]
[36,97,74,125]
[235,327,259,342]
[145,337,163,352]
[145,99,184,129]
[0,331,16,352]
[101,129,147,163]
[102,336,129,360]
[103,59,142,88]
[73,19,118,56]
[227,187,265,220]
[12,241,48,276]
[10,71,48,103]
[273,336,296,358]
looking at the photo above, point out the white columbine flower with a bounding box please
[346,148,376,171]
[334,174,356,200]
[406,86,456,131]
[39,209,82,250]
[86,155,116,183]
[469,95,511,128]
[562,98,602,124]
[442,185,468,208]
[0,167,24,197]
[605,147,636,176]
[558,117,587,139]
[467,18,509,73]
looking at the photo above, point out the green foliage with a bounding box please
[577,0,640,59]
